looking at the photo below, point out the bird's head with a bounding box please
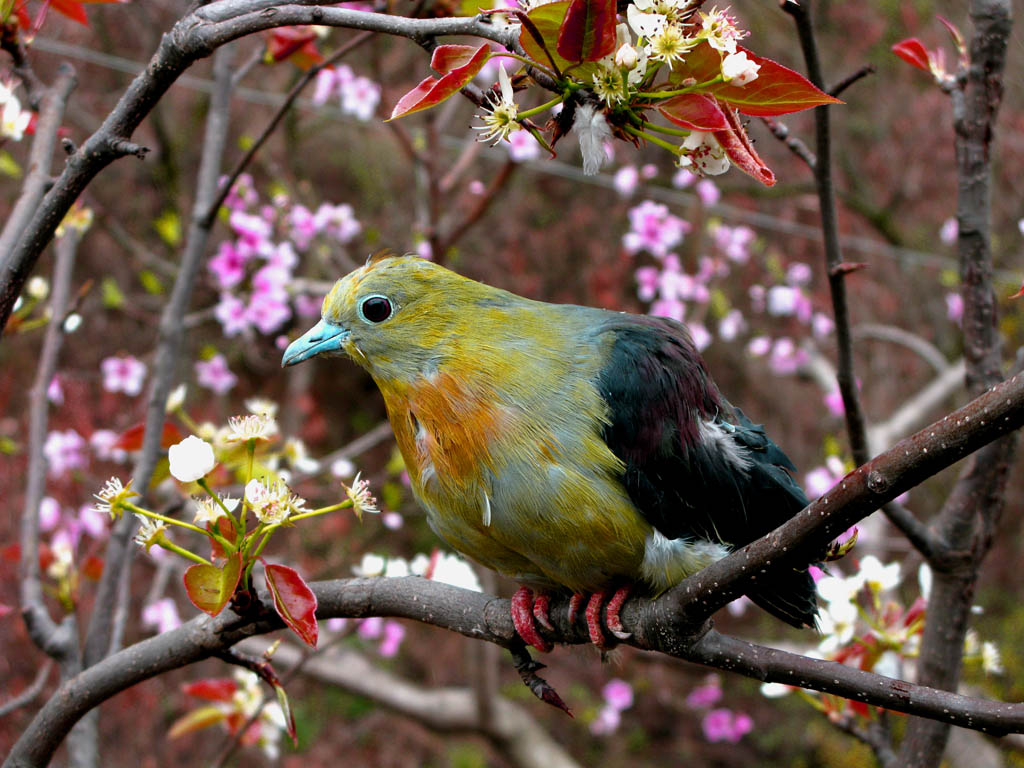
[281,253,500,382]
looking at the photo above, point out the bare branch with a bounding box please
[0,661,53,718]
[853,324,951,375]
[759,116,816,169]
[867,359,965,452]
[828,64,876,98]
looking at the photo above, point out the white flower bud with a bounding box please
[168,435,216,483]
[614,43,639,70]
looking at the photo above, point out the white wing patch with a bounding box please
[640,529,730,593]
[699,420,752,472]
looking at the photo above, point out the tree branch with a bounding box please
[0,1,519,333]
[8,371,1024,768]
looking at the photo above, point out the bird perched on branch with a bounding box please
[283,254,819,652]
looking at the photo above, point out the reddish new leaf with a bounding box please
[659,93,729,131]
[1010,282,1024,300]
[389,43,490,120]
[82,555,104,580]
[264,562,318,647]
[892,38,932,73]
[271,678,298,744]
[168,706,228,739]
[112,421,182,451]
[714,105,775,187]
[50,0,88,24]
[431,44,486,75]
[183,678,238,703]
[183,552,242,617]
[265,27,322,69]
[556,0,616,63]
[670,43,840,116]
[519,2,575,75]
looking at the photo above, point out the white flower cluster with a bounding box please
[0,80,31,142]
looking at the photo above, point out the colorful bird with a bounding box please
[283,254,818,651]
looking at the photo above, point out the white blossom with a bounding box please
[721,50,760,86]
[168,436,216,483]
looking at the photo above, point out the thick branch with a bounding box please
[8,372,1024,768]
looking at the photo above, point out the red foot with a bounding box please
[511,587,552,652]
[583,588,632,649]
[567,593,584,626]
[533,593,554,631]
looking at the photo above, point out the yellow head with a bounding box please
[281,254,520,385]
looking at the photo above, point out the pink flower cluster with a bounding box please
[590,678,635,735]
[686,675,753,743]
[311,64,381,122]
[100,355,147,396]
[210,174,362,340]
[356,616,406,658]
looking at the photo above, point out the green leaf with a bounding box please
[389,44,490,120]
[556,0,617,63]
[100,277,124,309]
[138,269,164,296]
[153,209,181,247]
[520,2,576,75]
[183,552,242,616]
[0,150,22,179]
[264,562,318,647]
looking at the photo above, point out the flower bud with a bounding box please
[614,43,639,70]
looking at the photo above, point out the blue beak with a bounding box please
[282,319,350,367]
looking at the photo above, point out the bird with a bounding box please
[282,253,819,652]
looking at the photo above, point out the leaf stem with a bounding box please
[156,538,211,566]
[517,94,564,120]
[623,123,681,154]
[636,76,723,100]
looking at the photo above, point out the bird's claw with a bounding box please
[511,586,553,652]
[582,587,632,649]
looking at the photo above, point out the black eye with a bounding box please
[359,295,393,324]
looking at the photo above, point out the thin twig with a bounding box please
[759,116,816,169]
[0,661,53,718]
[436,159,517,255]
[828,64,876,98]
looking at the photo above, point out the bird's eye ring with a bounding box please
[358,294,393,324]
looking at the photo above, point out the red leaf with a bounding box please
[112,421,183,452]
[556,0,616,63]
[714,105,775,187]
[82,555,104,580]
[936,16,965,52]
[0,603,12,618]
[658,93,729,131]
[518,2,575,76]
[431,44,486,75]
[207,517,235,562]
[1,544,20,563]
[183,678,238,703]
[264,562,318,647]
[183,552,242,617]
[168,706,228,739]
[892,38,932,72]
[670,43,840,116]
[50,0,88,25]
[1010,282,1024,300]
[389,44,490,120]
[265,27,321,67]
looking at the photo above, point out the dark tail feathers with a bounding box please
[746,566,819,629]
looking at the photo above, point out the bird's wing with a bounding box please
[594,315,817,627]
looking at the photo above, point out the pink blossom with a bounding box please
[259,204,277,223]
[215,293,250,337]
[313,203,362,244]
[794,292,814,324]
[39,497,61,531]
[613,165,640,197]
[823,387,845,417]
[252,265,290,298]
[590,705,622,735]
[288,205,318,250]
[939,217,957,245]
[195,354,238,394]
[248,292,292,335]
[686,679,723,709]
[718,309,746,341]
[650,297,685,322]
[358,616,383,639]
[208,242,249,289]
[468,179,486,195]
[640,163,658,180]
[77,504,107,539]
[507,130,541,162]
[378,620,406,657]
[695,178,721,205]
[672,168,696,188]
[266,242,298,271]
[768,337,807,375]
[945,292,963,324]
[713,224,754,263]
[90,429,125,462]
[295,294,323,318]
[808,565,826,582]
[812,312,834,338]
[702,709,752,743]
[325,617,349,633]
[44,429,88,476]
[690,323,712,350]
[746,336,771,356]
[221,173,258,211]
[804,466,837,497]
[47,375,64,405]
[229,210,273,250]
[623,200,691,258]
[312,67,337,106]
[382,512,404,530]
[415,240,433,261]
[635,266,660,301]
[786,262,813,286]
[766,285,800,317]
[748,284,766,313]
[101,355,147,396]
[142,598,182,634]
[341,76,381,122]
[602,679,634,710]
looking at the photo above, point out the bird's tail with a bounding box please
[747,566,819,629]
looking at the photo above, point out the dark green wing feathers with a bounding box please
[595,316,818,628]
